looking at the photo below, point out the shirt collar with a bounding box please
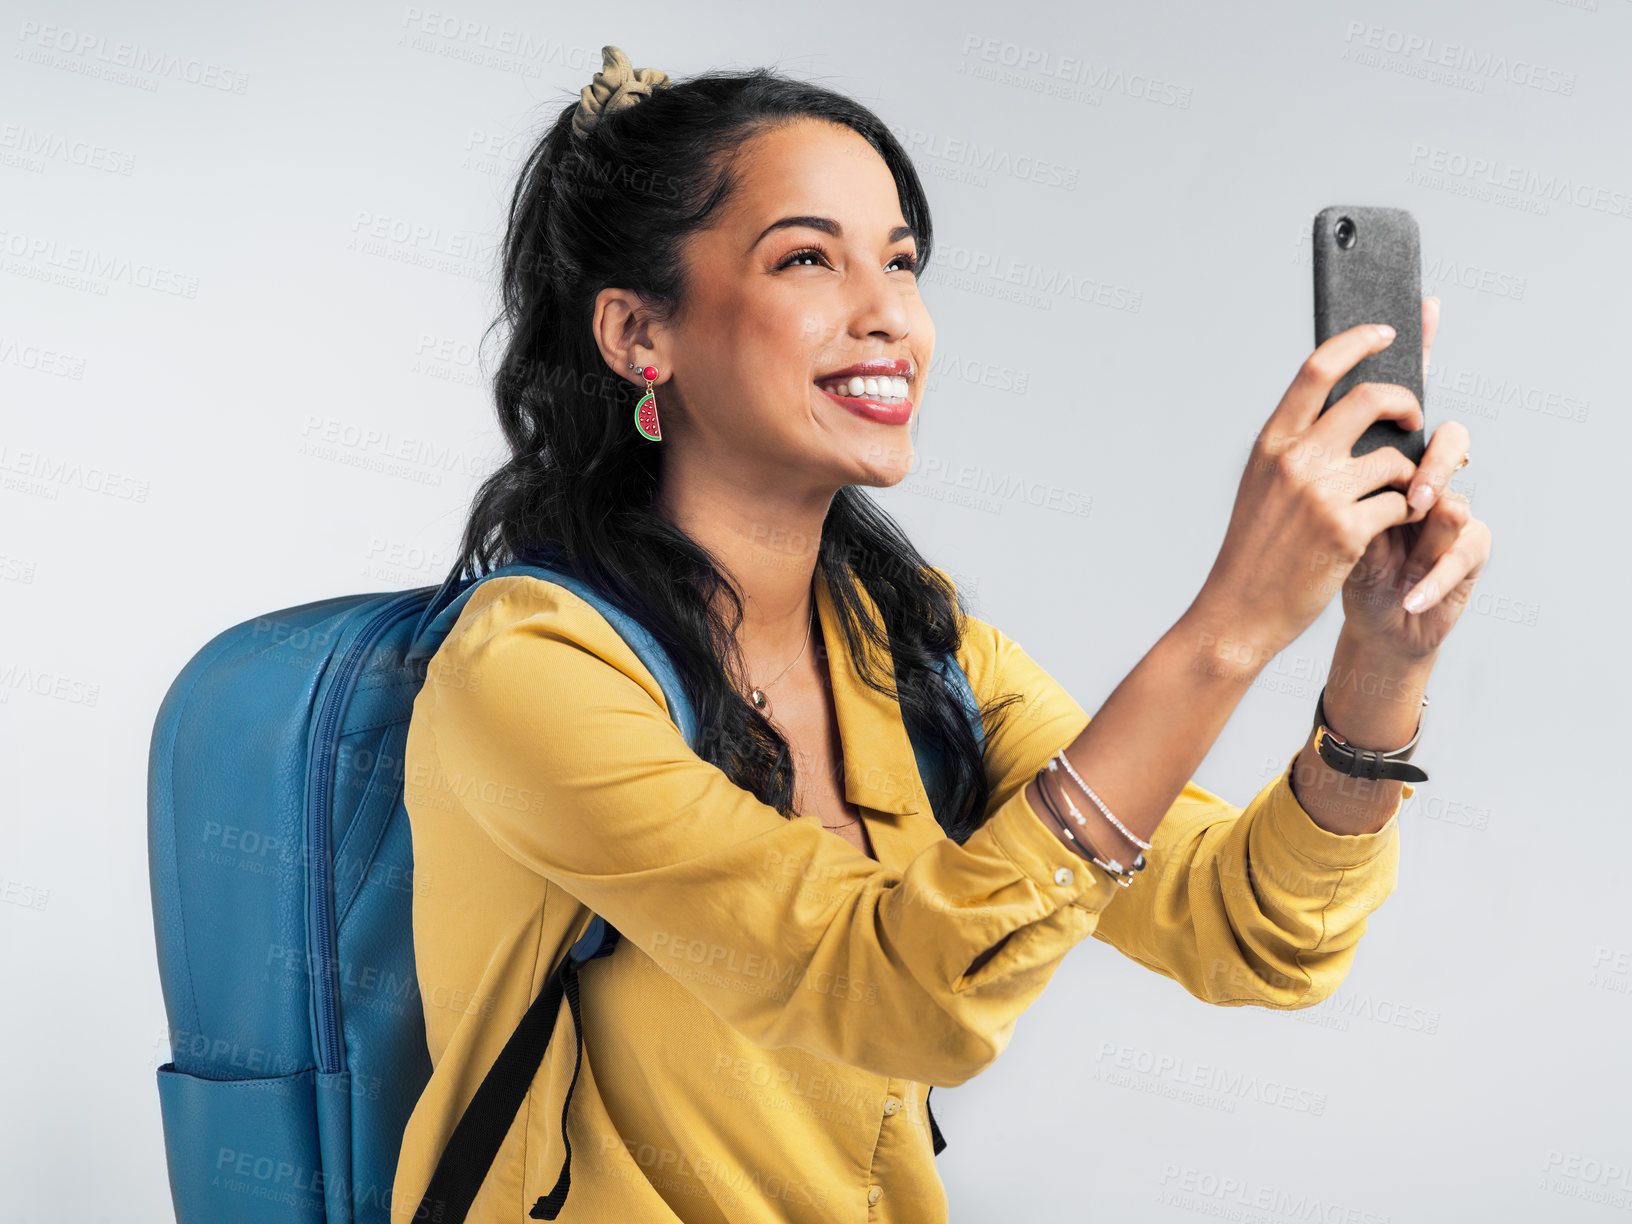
[812,565,923,817]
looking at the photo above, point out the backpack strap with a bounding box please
[404,561,699,747]
[903,655,976,1160]
[416,916,617,1223]
[926,1085,947,1154]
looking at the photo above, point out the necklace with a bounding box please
[797,793,862,832]
[817,809,862,831]
[746,603,813,719]
[746,600,859,833]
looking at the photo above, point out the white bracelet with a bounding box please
[1048,750,1152,852]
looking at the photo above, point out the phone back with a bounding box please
[1312,205,1425,467]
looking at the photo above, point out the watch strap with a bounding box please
[1311,684,1429,784]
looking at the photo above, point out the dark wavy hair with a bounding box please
[448,62,1025,843]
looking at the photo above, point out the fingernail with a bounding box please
[1403,588,1427,613]
[1408,483,1436,512]
[1375,324,1395,341]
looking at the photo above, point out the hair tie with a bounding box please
[571,45,672,139]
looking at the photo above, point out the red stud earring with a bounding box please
[628,362,661,441]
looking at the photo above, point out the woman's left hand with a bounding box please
[1340,297,1493,659]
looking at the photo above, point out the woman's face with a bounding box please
[648,117,934,495]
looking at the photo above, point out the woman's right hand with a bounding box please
[1194,321,1427,663]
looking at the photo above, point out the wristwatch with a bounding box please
[1310,684,1429,784]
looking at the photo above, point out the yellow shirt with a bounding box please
[390,566,1407,1223]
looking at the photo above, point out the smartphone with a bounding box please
[1312,205,1426,476]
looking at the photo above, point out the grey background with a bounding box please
[3,0,1625,1219]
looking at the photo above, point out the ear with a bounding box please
[591,286,672,386]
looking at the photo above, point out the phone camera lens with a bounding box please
[1334,216,1357,249]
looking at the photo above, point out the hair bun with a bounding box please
[572,45,672,139]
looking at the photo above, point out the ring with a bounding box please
[1455,453,1470,471]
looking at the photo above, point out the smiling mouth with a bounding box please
[815,374,912,406]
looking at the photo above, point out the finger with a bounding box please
[1350,443,1420,503]
[1402,488,1471,583]
[1403,418,1472,520]
[1275,431,1417,505]
[1272,322,1401,437]
[1401,510,1488,615]
[1346,487,1415,549]
[1310,379,1424,463]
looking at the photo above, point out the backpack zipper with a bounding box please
[307,589,429,1074]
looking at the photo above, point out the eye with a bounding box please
[777,244,831,270]
[775,244,920,273]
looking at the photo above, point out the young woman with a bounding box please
[391,47,1489,1224]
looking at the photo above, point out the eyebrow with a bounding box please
[748,215,916,254]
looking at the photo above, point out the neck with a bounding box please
[653,465,833,675]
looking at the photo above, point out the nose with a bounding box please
[845,261,912,344]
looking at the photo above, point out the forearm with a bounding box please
[1024,598,1264,865]
[1289,627,1437,835]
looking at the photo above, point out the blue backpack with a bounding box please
[148,558,979,1223]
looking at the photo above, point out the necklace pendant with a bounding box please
[750,688,771,715]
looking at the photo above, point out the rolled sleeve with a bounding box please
[1090,755,1403,1010]
[949,596,1403,1014]
[1264,748,1410,869]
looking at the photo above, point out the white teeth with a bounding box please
[821,374,912,403]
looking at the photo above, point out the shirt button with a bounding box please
[1054,866,1075,886]
[868,1185,883,1205]
[883,1097,900,1115]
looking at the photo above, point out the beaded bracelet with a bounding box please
[1033,766,1141,885]
[1049,750,1152,852]
[1033,765,1116,876]
[1037,767,1142,883]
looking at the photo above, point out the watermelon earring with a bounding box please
[627,361,662,441]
